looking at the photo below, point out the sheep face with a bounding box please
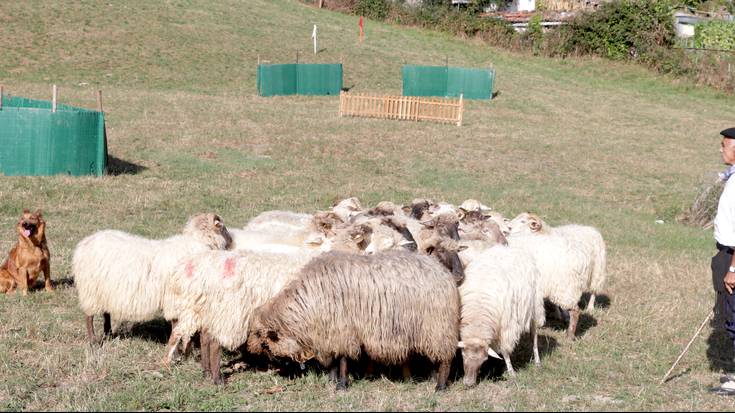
[408,199,432,221]
[184,212,233,250]
[428,245,465,284]
[332,197,363,221]
[422,214,461,241]
[508,212,543,235]
[458,340,489,387]
[248,318,314,363]
[365,225,414,254]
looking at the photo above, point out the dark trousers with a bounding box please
[712,246,735,348]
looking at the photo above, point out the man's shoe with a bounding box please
[711,380,735,395]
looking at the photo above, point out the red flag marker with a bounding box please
[359,16,364,42]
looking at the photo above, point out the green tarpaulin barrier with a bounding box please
[402,65,495,100]
[0,95,107,176]
[257,64,342,96]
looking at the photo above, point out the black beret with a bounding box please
[722,128,735,139]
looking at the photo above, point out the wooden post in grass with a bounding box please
[52,84,57,113]
[659,311,713,385]
[96,90,103,113]
[457,94,463,127]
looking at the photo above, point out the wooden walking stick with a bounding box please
[659,310,713,385]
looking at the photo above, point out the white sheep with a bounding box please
[509,213,606,310]
[161,248,320,384]
[72,213,231,345]
[458,244,545,384]
[507,213,591,339]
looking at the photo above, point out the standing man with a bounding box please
[712,127,735,395]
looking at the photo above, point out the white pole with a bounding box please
[312,24,318,54]
[52,84,57,113]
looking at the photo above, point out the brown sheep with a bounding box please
[247,250,460,391]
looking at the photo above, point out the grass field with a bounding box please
[1,0,735,410]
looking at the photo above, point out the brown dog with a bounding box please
[0,209,51,295]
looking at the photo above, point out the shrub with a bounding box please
[354,0,390,20]
[561,0,677,61]
[694,20,735,50]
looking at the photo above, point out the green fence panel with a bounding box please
[257,64,298,96]
[403,65,494,100]
[257,64,342,96]
[0,95,106,176]
[402,65,448,97]
[296,64,342,95]
[447,67,494,100]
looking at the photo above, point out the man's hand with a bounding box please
[725,271,735,294]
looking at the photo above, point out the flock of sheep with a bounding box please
[71,197,606,390]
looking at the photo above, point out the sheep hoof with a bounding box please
[434,383,448,392]
[212,375,224,385]
[335,382,347,391]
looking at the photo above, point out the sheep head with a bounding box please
[508,212,546,235]
[331,197,363,222]
[419,232,466,284]
[458,339,499,387]
[421,213,461,241]
[183,212,232,250]
[248,309,314,363]
[408,198,433,221]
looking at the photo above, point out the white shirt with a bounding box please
[714,177,735,246]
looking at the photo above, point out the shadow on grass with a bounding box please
[120,318,172,344]
[706,317,735,373]
[543,300,600,339]
[580,293,612,310]
[106,155,148,175]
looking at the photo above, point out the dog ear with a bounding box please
[34,209,43,218]
[23,209,30,214]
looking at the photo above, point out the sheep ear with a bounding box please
[457,341,465,349]
[487,347,502,359]
[530,219,542,232]
[457,245,468,252]
[457,209,466,220]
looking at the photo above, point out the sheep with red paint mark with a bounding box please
[161,248,321,384]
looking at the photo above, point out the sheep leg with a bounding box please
[531,322,541,368]
[566,308,580,340]
[200,330,212,378]
[586,294,596,311]
[434,360,451,392]
[401,362,412,382]
[162,334,180,366]
[364,359,375,378]
[335,356,348,391]
[103,313,112,337]
[328,365,338,382]
[209,337,223,385]
[85,315,99,345]
[503,351,516,378]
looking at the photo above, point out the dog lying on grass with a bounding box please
[0,209,51,295]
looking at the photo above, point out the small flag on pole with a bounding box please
[312,24,318,54]
[359,16,364,42]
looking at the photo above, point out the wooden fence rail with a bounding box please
[339,92,464,126]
